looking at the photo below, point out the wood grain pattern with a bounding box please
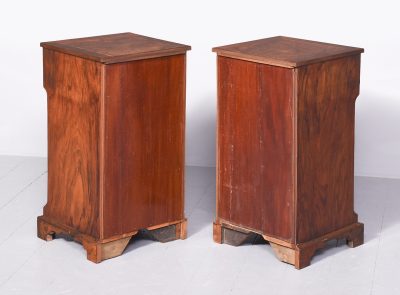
[213,36,363,68]
[103,54,186,239]
[217,56,294,242]
[39,33,190,262]
[43,49,102,238]
[214,36,364,269]
[41,33,191,64]
[296,55,361,243]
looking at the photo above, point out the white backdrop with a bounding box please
[0,0,399,178]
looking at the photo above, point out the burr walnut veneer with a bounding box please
[213,36,364,269]
[37,33,190,263]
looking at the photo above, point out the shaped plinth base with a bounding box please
[213,220,364,269]
[38,216,187,263]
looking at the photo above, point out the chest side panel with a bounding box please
[296,55,361,243]
[217,56,295,242]
[103,55,186,238]
[43,49,102,238]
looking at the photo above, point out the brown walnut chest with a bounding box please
[37,33,191,263]
[212,36,364,269]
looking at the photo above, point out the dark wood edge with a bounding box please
[212,36,364,54]
[212,51,363,68]
[212,35,364,68]
[40,31,191,64]
[40,32,191,52]
[40,44,190,64]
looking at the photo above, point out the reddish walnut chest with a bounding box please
[212,36,364,269]
[37,33,191,263]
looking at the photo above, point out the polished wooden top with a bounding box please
[212,36,363,68]
[41,32,191,64]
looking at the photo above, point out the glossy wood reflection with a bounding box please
[103,55,186,238]
[38,33,190,263]
[43,49,102,238]
[296,55,361,243]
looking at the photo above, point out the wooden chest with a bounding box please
[37,33,190,263]
[212,36,364,269]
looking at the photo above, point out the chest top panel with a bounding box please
[213,36,363,68]
[41,32,191,64]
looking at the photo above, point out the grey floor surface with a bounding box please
[0,156,399,294]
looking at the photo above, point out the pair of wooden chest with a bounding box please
[37,33,364,269]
